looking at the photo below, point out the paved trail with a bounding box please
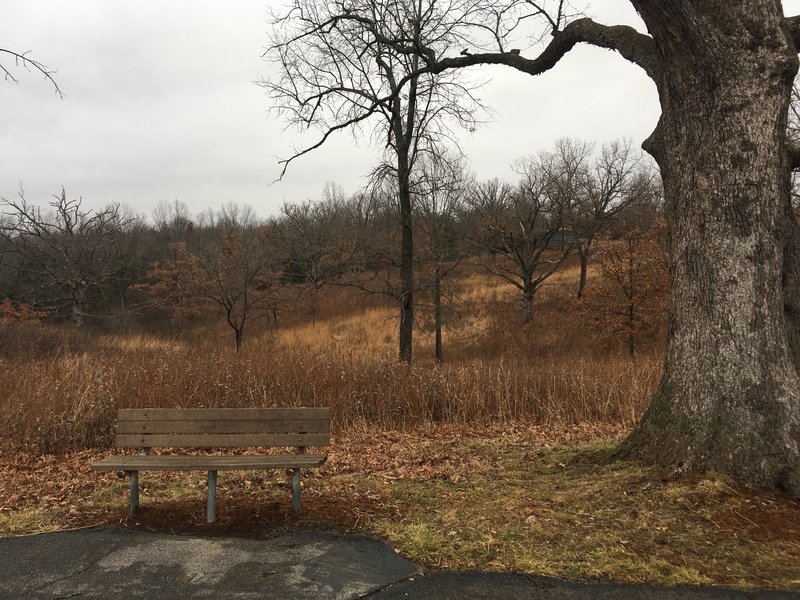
[0,528,796,599]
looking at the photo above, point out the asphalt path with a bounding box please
[0,528,797,599]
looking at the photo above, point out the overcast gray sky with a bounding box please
[2,1,798,220]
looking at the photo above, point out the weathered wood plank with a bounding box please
[92,453,328,471]
[118,408,330,422]
[115,419,330,435]
[114,432,330,449]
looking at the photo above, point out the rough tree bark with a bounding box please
[421,0,800,493]
[398,147,415,364]
[391,64,418,365]
[615,1,800,494]
[522,276,535,324]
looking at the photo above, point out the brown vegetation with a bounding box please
[0,263,659,454]
[2,425,799,588]
[2,264,799,589]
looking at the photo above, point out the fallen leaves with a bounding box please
[0,423,798,590]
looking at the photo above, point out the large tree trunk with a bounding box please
[521,282,534,324]
[619,1,800,494]
[521,267,536,324]
[70,286,86,328]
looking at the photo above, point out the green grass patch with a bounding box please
[365,438,800,588]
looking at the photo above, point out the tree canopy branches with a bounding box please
[0,48,62,97]
[262,0,488,179]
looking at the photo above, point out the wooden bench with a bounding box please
[91,407,330,523]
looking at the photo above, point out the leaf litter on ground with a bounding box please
[0,422,798,589]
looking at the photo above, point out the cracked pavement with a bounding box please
[0,528,798,599]
[0,528,417,599]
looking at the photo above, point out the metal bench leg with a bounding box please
[128,471,139,516]
[291,469,301,516]
[207,470,217,524]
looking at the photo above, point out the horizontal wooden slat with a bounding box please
[115,433,330,449]
[92,453,328,471]
[118,408,330,422]
[116,419,329,435]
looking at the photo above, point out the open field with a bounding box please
[1,264,798,589]
[0,264,660,455]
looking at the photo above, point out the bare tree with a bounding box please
[1,47,62,96]
[274,184,349,324]
[263,0,485,363]
[0,189,134,326]
[140,206,280,351]
[579,219,668,357]
[105,206,152,316]
[152,199,194,245]
[609,167,663,236]
[413,151,472,362]
[336,184,409,310]
[196,231,278,353]
[135,242,205,333]
[468,147,575,324]
[564,138,647,299]
[382,0,800,493]
[194,206,279,352]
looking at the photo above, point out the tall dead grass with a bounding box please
[0,264,664,454]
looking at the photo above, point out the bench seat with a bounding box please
[92,453,328,471]
[92,407,331,523]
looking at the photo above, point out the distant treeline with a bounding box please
[0,139,663,354]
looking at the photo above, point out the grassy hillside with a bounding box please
[0,262,663,453]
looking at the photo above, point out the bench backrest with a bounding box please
[114,408,331,449]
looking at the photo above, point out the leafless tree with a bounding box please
[607,167,663,236]
[563,138,648,298]
[0,189,135,326]
[377,0,800,492]
[191,206,278,352]
[197,237,278,352]
[335,184,408,306]
[413,151,472,362]
[274,184,351,324]
[263,0,485,363]
[152,199,194,245]
[468,147,576,324]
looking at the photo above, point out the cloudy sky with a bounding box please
[2,1,798,220]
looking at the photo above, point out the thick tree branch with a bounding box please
[432,18,662,83]
[786,15,800,50]
[789,139,800,169]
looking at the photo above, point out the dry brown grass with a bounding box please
[2,266,799,589]
[0,264,662,454]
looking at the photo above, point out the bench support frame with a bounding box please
[127,447,150,516]
[291,469,301,515]
[208,470,217,523]
[123,465,305,523]
[128,471,139,515]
